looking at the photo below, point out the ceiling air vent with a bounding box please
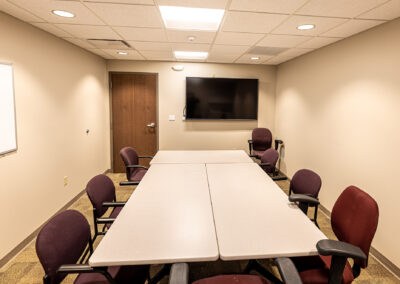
[87,39,131,49]
[247,46,288,56]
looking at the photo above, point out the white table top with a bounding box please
[206,163,326,260]
[150,150,253,164]
[89,164,219,266]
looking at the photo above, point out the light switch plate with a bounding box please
[169,115,175,121]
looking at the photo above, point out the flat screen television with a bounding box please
[185,77,258,120]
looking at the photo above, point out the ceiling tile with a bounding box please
[140,50,175,60]
[296,0,387,18]
[63,37,97,49]
[215,32,264,46]
[84,0,154,4]
[171,43,210,51]
[235,54,273,64]
[55,24,121,39]
[257,34,311,48]
[298,36,342,48]
[229,0,308,14]
[86,2,162,27]
[103,49,145,60]
[8,0,104,24]
[322,19,384,37]
[155,0,228,9]
[278,47,314,58]
[207,54,237,63]
[272,15,347,36]
[166,30,216,43]
[114,27,167,41]
[32,23,73,37]
[210,44,249,55]
[130,41,171,51]
[358,0,400,20]
[264,56,292,65]
[222,11,288,33]
[0,0,44,22]
[88,48,112,59]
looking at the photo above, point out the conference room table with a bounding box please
[150,150,254,164]
[89,150,326,273]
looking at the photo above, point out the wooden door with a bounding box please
[111,73,157,172]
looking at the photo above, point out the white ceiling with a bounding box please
[1,0,399,65]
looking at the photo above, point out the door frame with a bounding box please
[108,72,159,172]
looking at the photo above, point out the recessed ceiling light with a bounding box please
[188,36,196,41]
[159,6,224,31]
[297,24,315,30]
[117,51,128,55]
[174,51,208,60]
[251,57,260,60]
[52,10,75,18]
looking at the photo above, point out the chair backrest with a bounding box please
[261,149,279,173]
[331,186,379,268]
[252,128,272,151]
[290,169,322,198]
[86,174,116,217]
[36,210,91,284]
[120,147,139,180]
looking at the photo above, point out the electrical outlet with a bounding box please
[64,176,68,186]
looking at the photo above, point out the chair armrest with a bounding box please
[169,263,189,284]
[102,202,125,207]
[97,217,116,224]
[289,194,320,206]
[317,239,367,260]
[138,155,153,159]
[248,139,253,155]
[249,154,259,158]
[259,163,272,167]
[126,165,149,170]
[119,181,139,186]
[275,258,302,284]
[57,264,95,274]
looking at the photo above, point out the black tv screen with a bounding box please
[186,77,258,120]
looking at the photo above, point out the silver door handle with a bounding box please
[147,122,155,128]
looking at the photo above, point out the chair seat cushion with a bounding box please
[252,150,265,159]
[105,206,123,229]
[128,169,147,182]
[193,275,270,284]
[74,265,149,284]
[293,255,354,284]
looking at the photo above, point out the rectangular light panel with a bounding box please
[174,51,209,60]
[159,6,225,31]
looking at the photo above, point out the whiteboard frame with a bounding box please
[0,62,18,155]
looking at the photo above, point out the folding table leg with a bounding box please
[244,260,283,284]
[149,264,172,284]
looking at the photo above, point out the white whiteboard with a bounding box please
[0,63,17,155]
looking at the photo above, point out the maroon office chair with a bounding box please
[259,148,279,175]
[288,169,322,227]
[169,259,303,284]
[36,210,149,284]
[120,147,152,186]
[292,186,379,284]
[248,128,272,159]
[86,174,125,240]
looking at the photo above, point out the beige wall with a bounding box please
[107,61,276,152]
[0,12,110,259]
[275,19,400,267]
